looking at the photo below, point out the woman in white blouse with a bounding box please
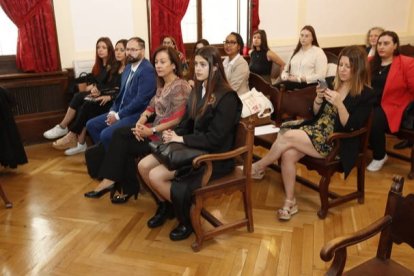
[280,25,327,90]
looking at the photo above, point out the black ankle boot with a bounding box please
[147,201,175,228]
[169,223,193,241]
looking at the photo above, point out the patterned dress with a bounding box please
[281,102,337,156]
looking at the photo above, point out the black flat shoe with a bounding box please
[169,223,193,241]
[393,139,413,150]
[147,201,175,228]
[84,184,114,198]
[111,193,138,204]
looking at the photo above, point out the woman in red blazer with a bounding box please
[367,31,414,171]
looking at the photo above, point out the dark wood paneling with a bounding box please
[0,71,69,144]
[0,55,19,74]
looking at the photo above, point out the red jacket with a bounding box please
[381,55,414,133]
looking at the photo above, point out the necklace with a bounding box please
[378,64,390,75]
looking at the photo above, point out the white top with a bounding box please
[281,45,328,84]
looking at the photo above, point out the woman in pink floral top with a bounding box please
[84,46,191,203]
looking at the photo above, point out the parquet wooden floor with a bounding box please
[1,135,414,275]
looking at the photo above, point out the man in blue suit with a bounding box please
[86,37,156,148]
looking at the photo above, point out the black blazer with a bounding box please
[304,86,375,177]
[175,87,242,175]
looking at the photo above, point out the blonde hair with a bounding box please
[365,27,385,47]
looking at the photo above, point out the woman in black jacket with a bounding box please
[138,46,242,241]
[252,45,375,221]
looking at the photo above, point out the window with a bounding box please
[0,8,18,55]
[181,0,249,45]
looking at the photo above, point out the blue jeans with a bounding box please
[86,112,138,149]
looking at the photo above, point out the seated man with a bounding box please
[86,37,156,148]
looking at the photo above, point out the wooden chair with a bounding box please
[320,175,414,275]
[190,118,255,252]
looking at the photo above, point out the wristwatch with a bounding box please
[152,127,157,134]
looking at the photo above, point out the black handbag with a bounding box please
[149,141,207,170]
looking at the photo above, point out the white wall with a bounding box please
[53,0,414,69]
[54,0,149,69]
[260,0,414,62]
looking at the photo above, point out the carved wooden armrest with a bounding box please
[324,127,368,161]
[321,215,392,261]
[192,146,248,187]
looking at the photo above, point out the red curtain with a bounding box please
[0,0,60,72]
[252,0,260,33]
[150,0,190,59]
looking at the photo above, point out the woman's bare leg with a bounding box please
[148,165,176,201]
[138,154,163,200]
[77,128,87,144]
[280,149,305,201]
[254,129,322,171]
[59,107,76,128]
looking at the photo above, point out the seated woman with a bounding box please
[44,37,116,140]
[187,38,209,88]
[52,39,127,155]
[84,46,191,201]
[279,25,327,90]
[138,46,242,241]
[249,29,285,83]
[367,31,414,171]
[252,45,374,220]
[365,27,384,58]
[162,35,188,71]
[223,32,250,95]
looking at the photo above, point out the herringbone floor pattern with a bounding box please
[0,136,413,275]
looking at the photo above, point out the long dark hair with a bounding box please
[252,29,269,52]
[151,46,183,87]
[109,39,127,78]
[190,46,232,118]
[92,37,115,76]
[334,46,371,97]
[370,31,400,74]
[291,25,320,59]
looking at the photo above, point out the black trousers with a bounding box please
[370,106,390,160]
[69,91,89,109]
[98,126,151,195]
[69,100,112,134]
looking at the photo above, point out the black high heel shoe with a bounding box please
[111,192,138,204]
[84,184,115,198]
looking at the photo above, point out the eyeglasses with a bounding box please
[224,40,238,45]
[126,48,143,52]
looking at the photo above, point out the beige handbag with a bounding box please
[239,88,274,118]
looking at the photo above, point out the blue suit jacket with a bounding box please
[111,58,156,119]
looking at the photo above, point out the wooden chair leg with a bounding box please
[190,197,204,252]
[318,176,331,219]
[242,189,254,232]
[0,182,12,208]
[357,160,365,204]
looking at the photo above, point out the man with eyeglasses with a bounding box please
[86,37,156,149]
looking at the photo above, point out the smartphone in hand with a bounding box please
[317,78,328,90]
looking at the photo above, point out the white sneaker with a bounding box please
[367,154,388,172]
[43,125,68,139]
[64,142,87,156]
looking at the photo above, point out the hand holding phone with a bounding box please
[317,78,328,90]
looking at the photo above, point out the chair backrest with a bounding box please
[325,51,339,78]
[377,175,414,259]
[400,44,414,57]
[276,85,315,124]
